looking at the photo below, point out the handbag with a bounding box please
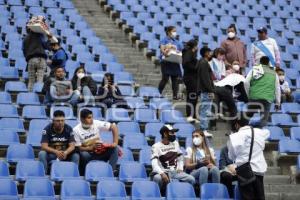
[235,127,256,186]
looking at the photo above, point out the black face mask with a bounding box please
[168,134,176,142]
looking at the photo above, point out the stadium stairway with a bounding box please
[71,0,174,98]
[71,0,300,199]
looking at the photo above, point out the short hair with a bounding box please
[164,26,175,34]
[213,48,226,58]
[53,110,65,118]
[54,66,65,72]
[236,116,249,127]
[276,68,285,73]
[260,56,270,65]
[228,24,237,33]
[185,39,198,49]
[80,109,93,119]
[200,46,211,57]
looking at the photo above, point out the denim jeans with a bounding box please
[199,92,213,131]
[247,99,271,128]
[153,171,195,188]
[190,166,220,185]
[38,150,80,173]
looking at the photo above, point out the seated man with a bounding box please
[38,110,79,173]
[151,124,195,190]
[73,109,119,173]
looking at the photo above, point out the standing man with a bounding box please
[228,118,270,200]
[73,109,119,173]
[245,56,281,127]
[38,110,79,173]
[196,47,215,137]
[151,124,195,190]
[48,38,68,74]
[251,27,281,68]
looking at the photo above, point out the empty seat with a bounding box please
[145,122,164,137]
[123,135,148,150]
[281,103,300,114]
[167,182,197,200]
[200,183,230,199]
[22,105,47,119]
[0,104,19,118]
[160,110,186,123]
[139,146,151,166]
[117,148,134,165]
[61,180,93,200]
[124,97,147,109]
[0,160,9,178]
[106,108,131,122]
[290,127,300,141]
[114,72,134,85]
[0,91,12,104]
[51,161,80,181]
[271,114,298,126]
[16,92,40,105]
[279,139,300,153]
[85,161,115,181]
[137,86,161,98]
[0,179,18,200]
[117,121,141,137]
[149,98,172,110]
[119,162,148,182]
[0,118,25,132]
[0,67,19,79]
[6,144,34,163]
[118,85,135,96]
[134,108,159,123]
[132,180,161,200]
[16,160,45,181]
[173,123,195,138]
[96,180,127,200]
[263,126,286,141]
[28,119,50,133]
[23,179,55,200]
[0,130,19,146]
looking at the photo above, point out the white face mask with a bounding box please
[171,31,177,38]
[193,137,202,146]
[228,32,236,39]
[232,65,240,71]
[77,72,85,79]
[279,75,285,82]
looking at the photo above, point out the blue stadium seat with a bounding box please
[0,130,19,146]
[106,108,131,122]
[118,85,135,96]
[131,180,161,200]
[100,53,117,65]
[134,108,159,123]
[0,160,9,178]
[65,120,79,128]
[124,97,147,109]
[23,105,47,119]
[26,130,42,147]
[160,110,186,123]
[23,179,55,200]
[139,146,151,166]
[292,91,300,103]
[281,103,300,114]
[0,67,19,79]
[149,97,172,110]
[61,180,93,200]
[16,160,45,181]
[50,106,75,120]
[42,0,57,8]
[85,161,115,181]
[123,135,148,150]
[28,119,50,133]
[25,0,39,6]
[0,118,25,132]
[0,179,18,200]
[6,144,34,163]
[16,92,40,106]
[5,81,28,92]
[263,126,286,141]
[137,86,161,98]
[51,161,80,181]
[96,180,127,200]
[60,1,75,9]
[173,123,195,138]
[290,127,300,141]
[119,162,148,182]
[33,82,44,93]
[279,139,300,153]
[114,72,134,85]
[117,121,141,137]
[201,183,230,199]
[167,182,197,200]
[84,61,104,73]
[271,114,298,126]
[145,122,164,137]
[106,62,124,72]
[118,148,134,165]
[7,0,22,6]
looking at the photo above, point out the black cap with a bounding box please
[257,27,267,33]
[160,124,179,135]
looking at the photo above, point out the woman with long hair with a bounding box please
[185,130,220,185]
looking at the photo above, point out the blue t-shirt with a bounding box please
[51,48,68,69]
[41,123,75,151]
[159,36,183,60]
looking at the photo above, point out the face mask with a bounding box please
[168,134,176,142]
[171,32,177,38]
[279,75,285,82]
[77,72,85,79]
[82,123,91,129]
[228,32,236,39]
[232,65,240,71]
[193,137,202,146]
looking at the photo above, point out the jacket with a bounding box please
[196,58,215,93]
[71,76,97,95]
[182,48,198,77]
[23,32,48,61]
[51,48,68,69]
[221,37,247,67]
[219,146,234,170]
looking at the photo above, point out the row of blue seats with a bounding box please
[2,0,74,9]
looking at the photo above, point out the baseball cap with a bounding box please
[50,37,61,45]
[160,124,179,135]
[257,27,267,33]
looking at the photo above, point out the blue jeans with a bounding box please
[191,166,220,185]
[199,92,213,131]
[38,150,80,173]
[153,171,195,188]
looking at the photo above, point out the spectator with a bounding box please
[221,24,247,72]
[185,130,220,186]
[151,124,195,190]
[23,27,50,91]
[38,110,79,172]
[245,56,281,127]
[158,26,183,100]
[219,145,237,198]
[228,118,270,200]
[196,47,214,137]
[251,27,281,68]
[210,48,226,81]
[73,109,119,173]
[276,68,293,102]
[97,73,127,108]
[182,39,199,122]
[71,66,97,105]
[48,38,68,75]
[225,61,241,76]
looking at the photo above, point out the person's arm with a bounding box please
[250,43,256,67]
[51,51,66,67]
[151,145,164,174]
[110,123,119,147]
[41,143,57,154]
[275,74,281,105]
[88,78,98,95]
[64,143,75,156]
[244,69,253,97]
[227,139,236,162]
[273,40,281,67]
[200,62,215,93]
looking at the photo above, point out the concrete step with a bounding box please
[265,184,300,193]
[264,175,291,185]
[266,167,282,175]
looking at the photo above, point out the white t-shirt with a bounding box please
[73,120,111,146]
[185,147,215,162]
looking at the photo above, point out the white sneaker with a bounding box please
[186,116,195,123]
[203,130,213,138]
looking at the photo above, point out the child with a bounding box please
[276,68,293,102]
[226,61,240,76]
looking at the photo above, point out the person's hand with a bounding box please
[208,93,215,100]
[111,143,118,148]
[55,150,65,160]
[275,104,281,111]
[160,173,170,183]
[202,158,210,166]
[207,163,214,169]
[228,164,236,175]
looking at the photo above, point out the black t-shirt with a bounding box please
[41,123,75,151]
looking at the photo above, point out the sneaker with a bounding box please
[203,130,213,138]
[186,116,195,123]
